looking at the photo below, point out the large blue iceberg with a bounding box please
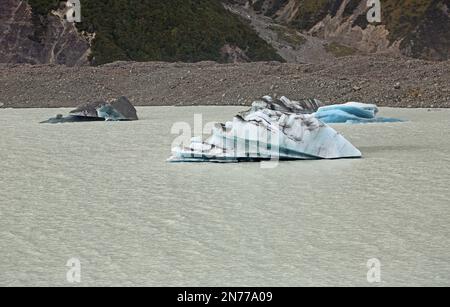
[313,102,403,124]
[169,96,362,163]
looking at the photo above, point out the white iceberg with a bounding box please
[169,96,362,163]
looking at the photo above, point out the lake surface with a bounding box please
[0,107,449,287]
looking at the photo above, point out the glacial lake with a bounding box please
[0,107,449,286]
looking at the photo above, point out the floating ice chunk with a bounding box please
[317,103,377,118]
[97,105,127,121]
[72,96,138,121]
[168,96,361,163]
[41,96,138,123]
[314,102,402,124]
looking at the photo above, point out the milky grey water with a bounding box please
[0,107,449,287]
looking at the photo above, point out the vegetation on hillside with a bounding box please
[324,42,358,57]
[251,0,448,60]
[28,0,60,16]
[289,0,338,30]
[382,0,431,41]
[268,24,306,49]
[253,0,437,41]
[27,0,283,65]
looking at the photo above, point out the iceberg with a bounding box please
[40,96,138,124]
[69,96,138,121]
[313,102,403,124]
[168,96,362,163]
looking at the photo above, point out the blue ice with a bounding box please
[314,102,403,124]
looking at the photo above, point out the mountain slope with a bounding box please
[0,0,90,65]
[243,0,449,61]
[22,0,283,65]
[1,0,448,65]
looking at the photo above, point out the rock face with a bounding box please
[220,44,251,63]
[2,0,447,65]
[0,0,90,66]
[169,96,361,162]
[240,0,450,61]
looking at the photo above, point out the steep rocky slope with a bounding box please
[0,0,90,65]
[1,0,282,66]
[1,0,448,65]
[239,0,449,61]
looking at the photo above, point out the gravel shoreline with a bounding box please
[1,55,449,109]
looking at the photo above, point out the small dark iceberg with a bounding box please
[41,96,138,124]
